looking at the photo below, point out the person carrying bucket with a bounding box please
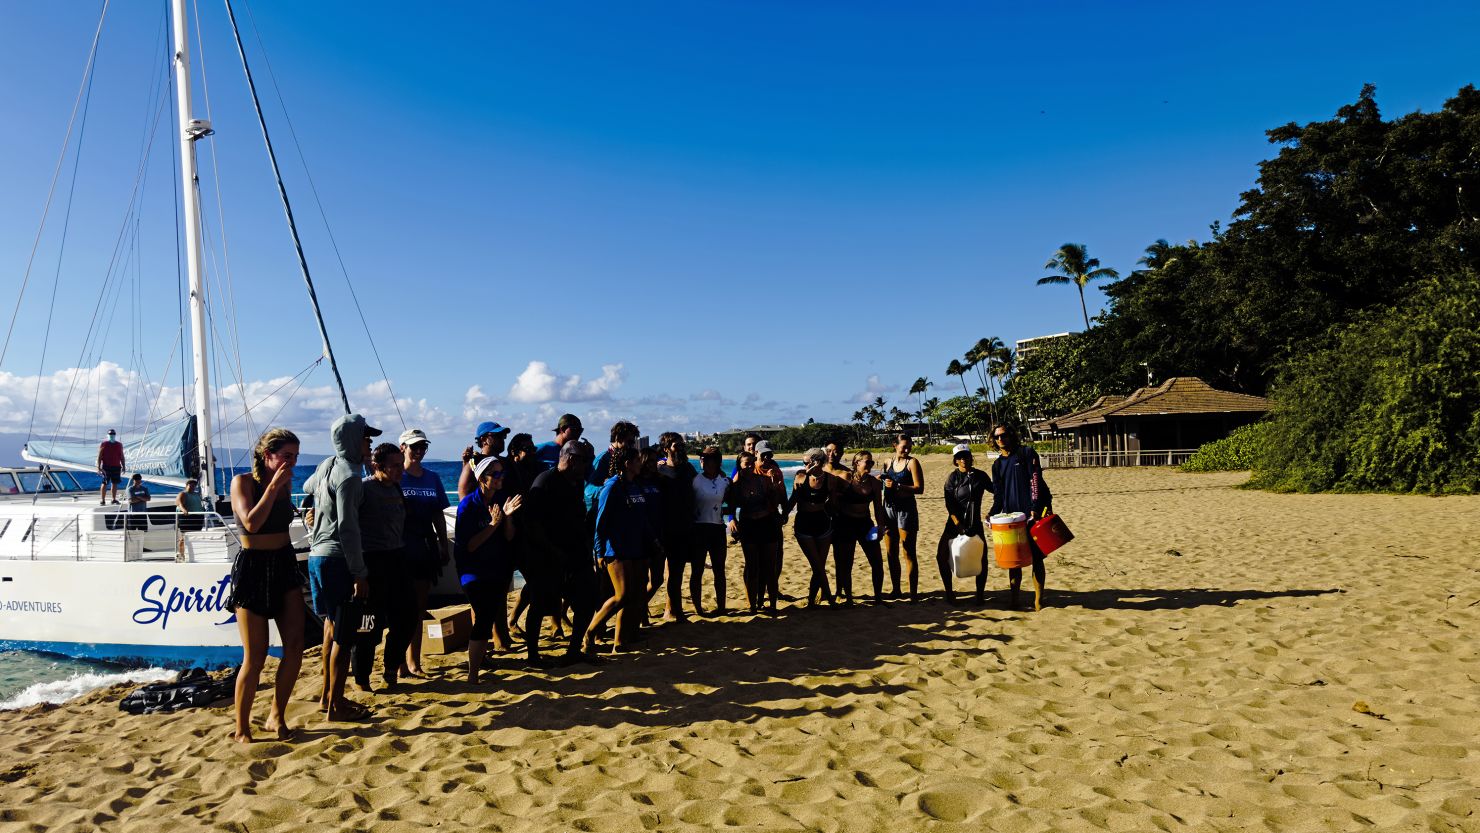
[987,424,1052,610]
[936,444,992,605]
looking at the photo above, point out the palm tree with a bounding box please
[945,359,970,399]
[969,337,1003,400]
[1037,242,1120,329]
[909,377,931,419]
[920,396,941,441]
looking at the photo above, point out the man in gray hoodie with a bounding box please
[305,413,380,720]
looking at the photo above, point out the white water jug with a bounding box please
[949,534,984,578]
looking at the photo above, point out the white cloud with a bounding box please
[508,360,626,403]
[850,374,899,403]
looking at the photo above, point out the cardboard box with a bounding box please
[422,605,472,654]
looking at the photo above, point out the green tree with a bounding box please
[1251,267,1480,493]
[1036,243,1120,329]
[1003,332,1108,420]
[945,359,971,400]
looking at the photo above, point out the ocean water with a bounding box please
[2,456,801,707]
[0,651,172,710]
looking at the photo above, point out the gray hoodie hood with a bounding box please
[303,413,380,577]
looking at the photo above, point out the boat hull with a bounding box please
[0,559,280,669]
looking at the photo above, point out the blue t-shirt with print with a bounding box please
[400,468,449,560]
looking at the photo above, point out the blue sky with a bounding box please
[1,1,1476,456]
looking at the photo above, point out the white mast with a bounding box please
[171,0,216,501]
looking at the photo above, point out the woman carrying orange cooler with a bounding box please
[987,425,1052,610]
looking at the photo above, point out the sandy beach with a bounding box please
[1,459,1476,832]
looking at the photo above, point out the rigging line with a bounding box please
[27,15,106,441]
[225,362,316,469]
[223,0,351,416]
[191,0,255,448]
[43,72,176,446]
[0,0,111,372]
[214,357,320,439]
[241,0,405,430]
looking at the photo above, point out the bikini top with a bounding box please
[793,475,828,507]
[840,477,873,505]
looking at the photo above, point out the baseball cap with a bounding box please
[472,456,502,479]
[107,429,116,436]
[560,438,595,460]
[553,413,582,433]
[952,443,972,458]
[399,429,429,446]
[474,421,510,439]
[755,440,774,456]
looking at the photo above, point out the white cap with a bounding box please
[398,428,429,446]
[755,440,774,456]
[952,443,972,457]
[473,456,500,479]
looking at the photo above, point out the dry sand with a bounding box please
[2,459,1477,832]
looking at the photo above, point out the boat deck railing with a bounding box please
[0,508,247,563]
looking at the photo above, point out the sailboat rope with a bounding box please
[237,0,408,431]
[0,0,112,373]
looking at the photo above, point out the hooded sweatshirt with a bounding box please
[304,414,372,578]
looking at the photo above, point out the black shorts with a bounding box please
[101,466,122,486]
[463,578,505,642]
[738,514,780,545]
[227,547,304,619]
[793,509,831,539]
[691,524,726,564]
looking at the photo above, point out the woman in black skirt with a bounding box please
[227,427,305,743]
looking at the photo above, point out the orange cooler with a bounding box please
[989,512,1032,568]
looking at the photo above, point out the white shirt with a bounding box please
[691,472,729,525]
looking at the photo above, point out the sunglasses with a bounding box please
[993,434,1008,441]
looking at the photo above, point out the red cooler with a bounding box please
[1030,514,1074,556]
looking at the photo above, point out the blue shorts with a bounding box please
[307,556,352,618]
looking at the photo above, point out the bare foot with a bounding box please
[231,730,253,744]
[262,715,293,741]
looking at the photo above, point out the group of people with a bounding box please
[222,412,1054,743]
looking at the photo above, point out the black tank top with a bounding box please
[237,477,295,535]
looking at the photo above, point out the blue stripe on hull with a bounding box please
[0,639,268,669]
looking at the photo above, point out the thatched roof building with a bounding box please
[1047,377,1268,459]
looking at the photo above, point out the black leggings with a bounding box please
[464,575,509,642]
[351,549,419,685]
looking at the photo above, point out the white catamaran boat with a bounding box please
[0,1,352,668]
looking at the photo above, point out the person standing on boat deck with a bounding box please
[988,424,1053,611]
[396,428,449,678]
[936,444,992,605]
[881,434,925,602]
[352,443,415,691]
[175,478,204,558]
[304,413,381,721]
[533,413,583,472]
[96,428,125,505]
[226,427,305,743]
[521,439,596,665]
[458,421,509,500]
[126,473,151,531]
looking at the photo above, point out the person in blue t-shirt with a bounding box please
[454,456,522,683]
[583,447,658,654]
[126,474,151,531]
[533,413,583,472]
[987,424,1053,611]
[396,428,450,678]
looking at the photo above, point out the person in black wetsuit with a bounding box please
[786,448,834,606]
[226,427,304,743]
[833,451,886,605]
[727,450,786,613]
[988,424,1053,610]
[936,443,992,605]
[521,439,597,665]
[654,432,697,623]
